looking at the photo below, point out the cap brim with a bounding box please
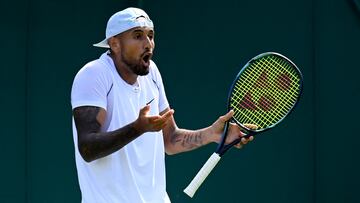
[93,38,110,48]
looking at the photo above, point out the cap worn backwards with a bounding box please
[93,7,154,48]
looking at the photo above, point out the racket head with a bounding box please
[228,52,303,133]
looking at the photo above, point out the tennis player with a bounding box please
[71,7,254,203]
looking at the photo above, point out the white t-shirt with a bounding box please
[71,52,171,203]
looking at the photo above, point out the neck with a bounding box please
[109,52,138,85]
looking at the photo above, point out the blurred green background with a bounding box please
[1,0,359,202]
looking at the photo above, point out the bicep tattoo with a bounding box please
[73,106,102,135]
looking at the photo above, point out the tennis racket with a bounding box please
[183,52,303,198]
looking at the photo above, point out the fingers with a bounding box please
[241,136,254,144]
[139,105,151,116]
[151,120,168,130]
[155,109,174,122]
[243,123,258,130]
[234,136,254,149]
[149,109,175,131]
[234,143,243,149]
[137,105,175,132]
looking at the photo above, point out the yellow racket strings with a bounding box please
[230,55,301,129]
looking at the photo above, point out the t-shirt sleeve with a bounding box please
[150,61,169,112]
[71,62,112,110]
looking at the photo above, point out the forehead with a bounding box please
[126,26,154,34]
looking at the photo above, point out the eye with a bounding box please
[148,34,154,40]
[134,33,142,39]
[148,31,154,40]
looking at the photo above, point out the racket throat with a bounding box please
[215,122,229,156]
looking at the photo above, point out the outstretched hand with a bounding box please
[134,105,174,134]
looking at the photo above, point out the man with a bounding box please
[71,7,254,203]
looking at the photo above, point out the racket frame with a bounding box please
[216,52,303,156]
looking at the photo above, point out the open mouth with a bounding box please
[142,52,152,65]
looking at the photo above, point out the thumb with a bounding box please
[221,110,234,122]
[140,105,150,116]
[225,110,235,120]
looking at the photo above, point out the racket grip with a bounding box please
[183,153,221,198]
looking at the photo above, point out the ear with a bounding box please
[108,37,121,53]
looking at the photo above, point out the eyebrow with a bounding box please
[132,29,144,33]
[132,29,154,34]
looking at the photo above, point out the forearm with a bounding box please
[163,110,253,155]
[165,127,220,155]
[78,121,143,162]
[74,105,174,162]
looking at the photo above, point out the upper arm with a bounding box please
[71,63,111,137]
[73,106,106,139]
[73,106,111,162]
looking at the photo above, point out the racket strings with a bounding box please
[232,73,284,127]
[234,60,298,127]
[230,55,301,129]
[256,58,300,108]
[240,57,300,126]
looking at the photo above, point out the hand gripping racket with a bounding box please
[183,52,303,198]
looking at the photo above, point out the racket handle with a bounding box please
[183,153,221,198]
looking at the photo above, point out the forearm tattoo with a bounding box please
[73,106,141,162]
[170,130,204,150]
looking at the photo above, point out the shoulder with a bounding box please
[149,59,158,71]
[74,59,112,83]
[148,60,162,77]
[75,59,108,77]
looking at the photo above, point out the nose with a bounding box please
[144,36,153,51]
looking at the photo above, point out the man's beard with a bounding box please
[121,52,149,76]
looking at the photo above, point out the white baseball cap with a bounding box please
[93,7,154,48]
